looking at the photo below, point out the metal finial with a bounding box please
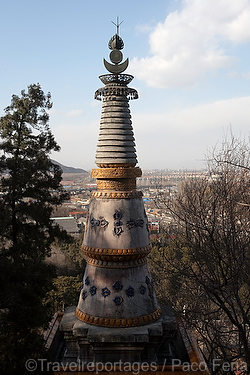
[111,16,123,36]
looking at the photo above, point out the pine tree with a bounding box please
[0,84,68,374]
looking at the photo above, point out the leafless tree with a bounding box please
[149,134,250,374]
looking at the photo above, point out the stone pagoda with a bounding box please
[76,26,161,330]
[59,25,204,369]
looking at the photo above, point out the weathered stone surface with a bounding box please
[96,152,137,158]
[60,306,78,332]
[59,307,186,364]
[98,134,135,140]
[77,263,158,319]
[102,99,129,105]
[99,128,134,135]
[83,197,149,249]
[96,146,136,152]
[95,158,137,165]
[59,307,79,361]
[97,140,135,146]
[99,123,133,129]
[87,325,149,343]
[95,159,138,166]
[100,118,132,125]
[101,112,131,119]
[94,76,138,166]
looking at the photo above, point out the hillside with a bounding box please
[51,160,87,174]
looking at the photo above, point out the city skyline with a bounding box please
[1,0,250,171]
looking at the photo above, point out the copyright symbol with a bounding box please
[25,359,37,372]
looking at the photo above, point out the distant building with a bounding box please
[70,211,86,219]
[148,219,160,233]
[50,216,79,237]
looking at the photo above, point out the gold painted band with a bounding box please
[84,254,147,268]
[75,307,161,327]
[91,167,142,179]
[97,179,136,191]
[91,190,143,199]
[81,244,152,261]
[96,163,136,168]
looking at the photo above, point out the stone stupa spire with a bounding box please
[75,22,161,328]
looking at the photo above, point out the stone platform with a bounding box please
[59,305,190,365]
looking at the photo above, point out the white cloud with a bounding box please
[133,96,250,169]
[134,96,250,136]
[66,109,85,117]
[242,72,250,79]
[90,101,100,108]
[48,108,60,115]
[131,0,250,88]
[218,1,250,42]
[51,120,99,170]
[227,71,240,78]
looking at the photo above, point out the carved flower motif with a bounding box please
[126,286,135,297]
[135,218,144,227]
[113,281,123,291]
[127,218,144,229]
[148,284,154,299]
[101,286,110,298]
[90,217,100,226]
[127,220,135,229]
[100,218,109,228]
[89,286,97,296]
[113,210,123,220]
[82,291,87,300]
[139,285,146,295]
[113,296,123,306]
[114,227,123,236]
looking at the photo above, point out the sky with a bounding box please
[1,0,250,171]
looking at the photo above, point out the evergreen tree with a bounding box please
[0,84,68,374]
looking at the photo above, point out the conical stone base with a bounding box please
[76,263,160,327]
[76,193,161,327]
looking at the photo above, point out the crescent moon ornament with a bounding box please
[103,58,129,74]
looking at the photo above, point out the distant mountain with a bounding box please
[51,160,87,174]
